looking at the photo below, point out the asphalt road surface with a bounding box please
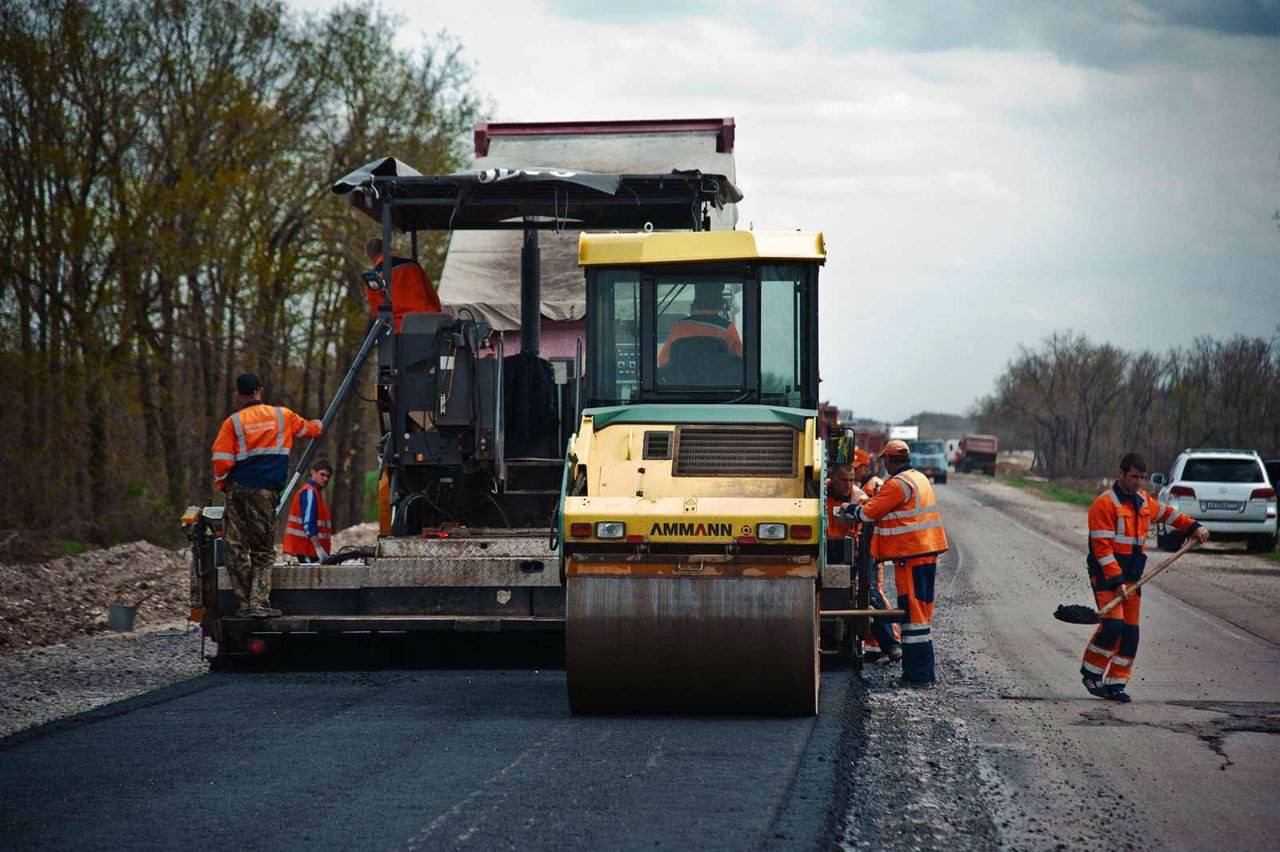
[3,478,1278,850]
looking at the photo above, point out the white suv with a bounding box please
[1153,449,1278,553]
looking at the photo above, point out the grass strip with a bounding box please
[1000,475,1096,507]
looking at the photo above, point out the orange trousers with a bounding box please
[1081,586,1141,687]
[894,555,937,683]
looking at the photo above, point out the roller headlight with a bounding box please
[756,523,787,540]
[595,521,626,539]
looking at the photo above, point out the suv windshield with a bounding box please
[1181,458,1264,483]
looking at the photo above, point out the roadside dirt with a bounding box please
[0,541,190,655]
[0,522,380,740]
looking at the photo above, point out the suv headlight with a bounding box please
[756,523,787,540]
[595,521,626,539]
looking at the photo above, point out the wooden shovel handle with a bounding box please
[1098,537,1197,616]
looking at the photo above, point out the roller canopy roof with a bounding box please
[332,157,742,231]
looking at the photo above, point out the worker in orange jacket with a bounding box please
[363,237,442,332]
[850,448,901,663]
[657,282,744,368]
[211,373,323,617]
[283,460,333,564]
[1081,452,1208,703]
[842,439,947,685]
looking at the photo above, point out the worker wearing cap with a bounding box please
[657,282,744,368]
[283,460,334,564]
[211,373,323,618]
[850,448,901,664]
[364,237,442,332]
[1080,452,1208,703]
[841,439,947,685]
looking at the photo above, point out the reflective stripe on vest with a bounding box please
[228,406,290,461]
[871,469,948,561]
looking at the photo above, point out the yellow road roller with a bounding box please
[560,230,831,714]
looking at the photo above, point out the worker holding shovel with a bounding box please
[1077,452,1208,703]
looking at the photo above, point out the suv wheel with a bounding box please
[1157,529,1185,552]
[1246,533,1278,554]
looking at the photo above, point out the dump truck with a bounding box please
[958,433,998,475]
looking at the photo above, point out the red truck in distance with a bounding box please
[958,433,998,476]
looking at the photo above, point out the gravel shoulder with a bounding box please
[0,623,205,740]
[0,523,378,741]
[953,473,1280,644]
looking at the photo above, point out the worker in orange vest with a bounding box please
[1081,452,1207,703]
[283,460,334,564]
[211,373,323,617]
[841,439,947,685]
[657,283,744,368]
[363,237,442,332]
[850,448,901,664]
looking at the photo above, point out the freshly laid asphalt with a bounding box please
[0,665,858,850]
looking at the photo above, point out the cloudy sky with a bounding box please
[297,0,1280,421]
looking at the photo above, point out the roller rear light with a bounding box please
[1170,485,1196,498]
[570,523,592,538]
[789,524,813,540]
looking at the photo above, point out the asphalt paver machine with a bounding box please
[184,161,746,661]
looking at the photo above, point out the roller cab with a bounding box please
[563,231,827,714]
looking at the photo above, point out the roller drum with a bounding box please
[566,573,818,715]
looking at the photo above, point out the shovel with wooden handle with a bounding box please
[1054,536,1198,624]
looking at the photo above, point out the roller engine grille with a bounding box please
[674,426,796,477]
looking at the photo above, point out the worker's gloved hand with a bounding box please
[310,419,323,434]
[1192,527,1210,545]
[836,503,861,522]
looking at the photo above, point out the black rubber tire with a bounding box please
[937,473,948,485]
[1246,533,1278,554]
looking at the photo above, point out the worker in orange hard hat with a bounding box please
[841,438,947,685]
[363,237,442,332]
[850,448,901,664]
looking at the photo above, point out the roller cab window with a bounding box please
[585,261,818,408]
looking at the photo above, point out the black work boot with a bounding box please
[1081,673,1108,699]
[1106,685,1132,704]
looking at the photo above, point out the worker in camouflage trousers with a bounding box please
[211,373,323,617]
[224,487,280,616]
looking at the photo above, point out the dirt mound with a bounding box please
[0,541,189,655]
[329,522,378,552]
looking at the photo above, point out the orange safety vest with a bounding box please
[211,402,322,491]
[657,311,744,368]
[827,495,855,538]
[1087,485,1197,585]
[283,480,332,558]
[365,255,442,332]
[860,468,948,561]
